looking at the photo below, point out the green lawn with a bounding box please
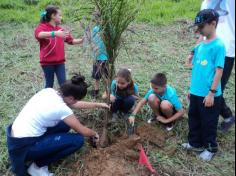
[0,0,200,24]
[0,0,235,175]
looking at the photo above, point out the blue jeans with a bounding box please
[42,64,66,88]
[25,121,84,167]
[112,96,135,113]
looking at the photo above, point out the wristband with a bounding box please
[130,113,136,117]
[51,31,55,38]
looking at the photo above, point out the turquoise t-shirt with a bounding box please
[92,26,108,61]
[111,80,139,98]
[144,85,183,111]
[190,38,226,97]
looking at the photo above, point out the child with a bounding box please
[90,11,109,99]
[108,68,139,120]
[129,73,185,131]
[182,9,225,161]
[6,74,109,176]
[35,5,84,88]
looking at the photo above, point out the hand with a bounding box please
[203,92,215,107]
[185,54,193,67]
[110,95,116,103]
[156,116,169,124]
[55,29,70,38]
[90,132,99,148]
[128,116,135,126]
[99,103,110,109]
[94,132,100,143]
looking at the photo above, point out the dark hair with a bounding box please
[60,73,88,100]
[40,5,59,23]
[151,73,167,87]
[115,68,135,97]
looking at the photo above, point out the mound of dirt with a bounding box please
[82,135,150,176]
[136,124,167,148]
[71,124,166,176]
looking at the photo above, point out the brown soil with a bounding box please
[136,124,167,148]
[69,124,166,176]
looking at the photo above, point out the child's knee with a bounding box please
[160,100,173,111]
[148,94,160,105]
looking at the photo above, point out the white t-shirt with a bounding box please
[201,0,235,57]
[12,88,73,138]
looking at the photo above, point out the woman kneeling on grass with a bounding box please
[6,74,109,176]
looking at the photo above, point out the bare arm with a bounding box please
[128,99,147,124]
[211,67,224,91]
[63,115,97,137]
[71,101,109,110]
[72,38,84,45]
[132,99,147,115]
[158,108,185,124]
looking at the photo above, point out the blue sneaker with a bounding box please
[219,116,235,133]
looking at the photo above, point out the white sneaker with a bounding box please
[42,166,54,176]
[166,125,174,131]
[182,143,204,152]
[27,163,54,176]
[182,143,194,150]
[199,150,215,162]
[147,117,157,124]
[165,122,174,131]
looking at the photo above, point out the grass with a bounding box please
[137,0,201,25]
[0,0,235,175]
[0,0,201,25]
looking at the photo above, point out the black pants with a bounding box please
[188,95,221,153]
[220,57,235,119]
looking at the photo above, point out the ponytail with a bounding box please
[40,5,59,23]
[60,73,89,100]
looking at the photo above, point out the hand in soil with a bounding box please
[90,133,100,148]
[90,136,98,148]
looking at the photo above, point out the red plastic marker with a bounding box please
[139,146,157,174]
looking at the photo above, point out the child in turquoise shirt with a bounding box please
[182,9,226,162]
[107,68,139,121]
[91,12,109,99]
[129,73,185,131]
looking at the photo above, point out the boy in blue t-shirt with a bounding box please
[182,9,226,162]
[129,73,185,131]
[90,12,109,99]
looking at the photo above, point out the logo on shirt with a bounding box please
[201,60,208,66]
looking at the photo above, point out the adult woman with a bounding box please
[6,74,109,176]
